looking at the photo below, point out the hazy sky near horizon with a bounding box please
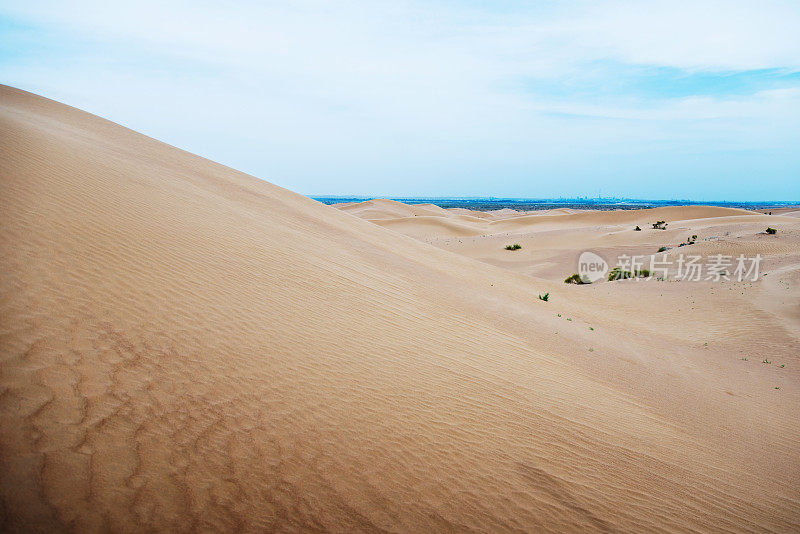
[2,0,799,200]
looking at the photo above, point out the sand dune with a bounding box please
[335,198,450,219]
[2,86,799,532]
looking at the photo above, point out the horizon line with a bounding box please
[310,195,800,205]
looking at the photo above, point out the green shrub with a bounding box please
[608,267,632,280]
[505,243,522,250]
[609,267,650,280]
[538,293,550,302]
[657,246,667,252]
[652,220,667,230]
[564,273,588,284]
[766,227,777,234]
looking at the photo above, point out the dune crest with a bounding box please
[1,86,799,532]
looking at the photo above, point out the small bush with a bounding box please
[564,273,588,284]
[609,267,650,280]
[505,243,522,250]
[652,220,668,230]
[634,225,641,231]
[766,227,777,235]
[657,246,667,252]
[608,267,632,280]
[538,292,549,302]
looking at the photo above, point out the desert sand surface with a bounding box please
[756,207,800,217]
[1,85,799,532]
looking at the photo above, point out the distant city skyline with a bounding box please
[312,196,798,211]
[2,0,799,201]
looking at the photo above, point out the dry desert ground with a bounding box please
[1,85,799,532]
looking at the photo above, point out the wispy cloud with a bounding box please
[1,0,798,199]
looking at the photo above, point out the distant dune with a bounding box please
[2,86,799,532]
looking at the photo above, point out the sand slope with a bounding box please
[2,86,799,532]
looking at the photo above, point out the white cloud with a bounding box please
[1,0,798,198]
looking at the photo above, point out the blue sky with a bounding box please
[1,0,799,200]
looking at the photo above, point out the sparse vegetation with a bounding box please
[652,220,668,230]
[609,267,632,280]
[564,273,589,284]
[634,225,641,231]
[538,292,550,302]
[505,243,522,250]
[766,227,777,234]
[657,246,668,252]
[608,267,651,280]
[763,358,772,364]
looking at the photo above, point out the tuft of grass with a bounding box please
[766,227,777,235]
[588,348,594,352]
[657,246,668,252]
[566,318,572,322]
[780,364,785,368]
[538,292,550,302]
[634,225,641,231]
[557,313,561,317]
[609,267,632,280]
[589,327,594,331]
[775,386,781,390]
[763,358,771,364]
[505,243,522,250]
[564,273,589,284]
[741,357,748,361]
[608,267,651,281]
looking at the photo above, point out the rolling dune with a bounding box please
[2,86,799,532]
